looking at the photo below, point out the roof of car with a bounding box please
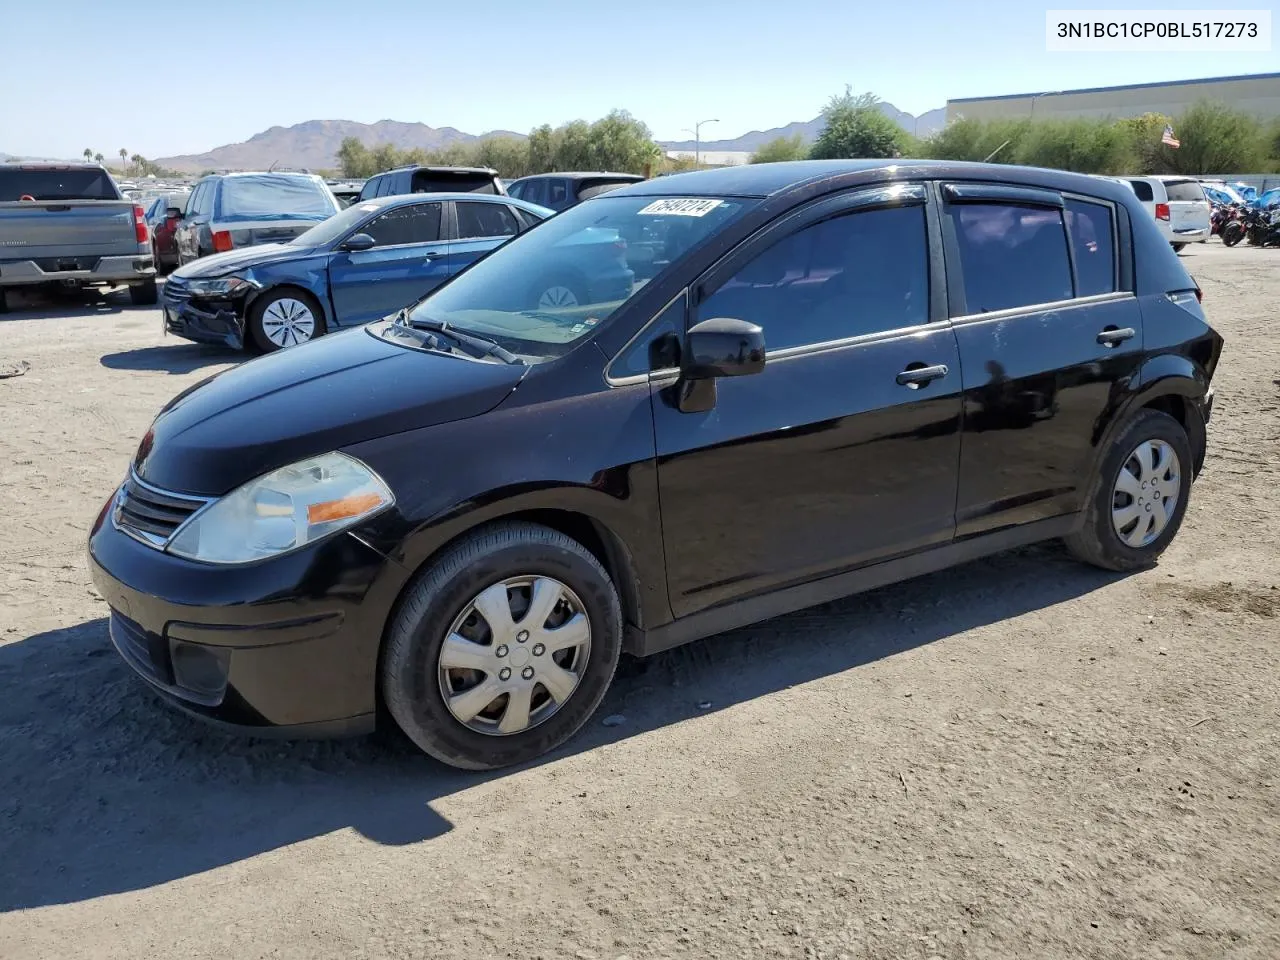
[379,165,499,176]
[610,159,1135,200]
[511,172,645,182]
[202,171,324,180]
[352,192,551,214]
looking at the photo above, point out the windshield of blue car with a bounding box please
[289,202,379,247]
[395,194,756,360]
[216,175,339,221]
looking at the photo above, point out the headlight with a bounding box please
[167,452,393,564]
[186,276,257,298]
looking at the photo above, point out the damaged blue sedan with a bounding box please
[161,192,555,351]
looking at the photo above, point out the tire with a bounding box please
[1171,243,1186,252]
[0,288,8,314]
[382,522,623,770]
[1221,223,1244,247]
[529,275,586,311]
[1064,409,1193,572]
[129,280,158,306]
[247,288,326,353]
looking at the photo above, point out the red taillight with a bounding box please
[212,230,233,253]
[612,239,628,254]
[1155,202,1170,221]
[133,204,148,243]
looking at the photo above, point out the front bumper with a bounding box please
[162,290,246,349]
[0,254,155,287]
[88,497,407,735]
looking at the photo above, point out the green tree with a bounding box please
[336,137,373,177]
[922,117,1031,164]
[1113,112,1174,174]
[82,147,93,161]
[93,152,104,164]
[1160,99,1266,174]
[474,136,531,178]
[750,134,808,164]
[810,88,907,160]
[526,124,555,173]
[583,110,661,173]
[117,148,127,170]
[1015,118,1130,174]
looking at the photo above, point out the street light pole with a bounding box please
[1029,91,1060,123]
[687,118,719,168]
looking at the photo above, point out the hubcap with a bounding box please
[1111,438,1182,548]
[437,576,592,736]
[537,285,579,309]
[261,297,316,347]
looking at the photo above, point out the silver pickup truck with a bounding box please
[0,163,157,312]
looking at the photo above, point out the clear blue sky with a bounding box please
[4,0,1276,158]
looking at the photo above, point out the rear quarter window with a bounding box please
[1064,198,1117,297]
[1127,180,1155,202]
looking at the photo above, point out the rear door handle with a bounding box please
[896,363,949,387]
[1096,326,1136,347]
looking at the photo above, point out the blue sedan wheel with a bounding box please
[248,290,326,353]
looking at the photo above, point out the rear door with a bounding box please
[650,184,963,618]
[444,200,521,275]
[327,200,449,326]
[942,183,1145,535]
[1163,178,1210,238]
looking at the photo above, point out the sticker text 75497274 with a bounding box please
[636,198,725,217]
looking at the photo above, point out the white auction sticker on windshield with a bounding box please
[637,198,724,217]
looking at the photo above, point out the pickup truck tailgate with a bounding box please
[0,200,139,260]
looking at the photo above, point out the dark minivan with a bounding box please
[90,160,1221,771]
[507,172,645,211]
[357,165,505,201]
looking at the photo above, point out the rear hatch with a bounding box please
[0,166,138,261]
[1163,179,1210,235]
[409,169,502,195]
[214,175,337,249]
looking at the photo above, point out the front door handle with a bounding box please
[896,363,949,388]
[422,251,442,261]
[1097,326,1136,347]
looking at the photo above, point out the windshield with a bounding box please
[397,194,755,360]
[0,168,119,201]
[216,175,339,220]
[290,201,378,247]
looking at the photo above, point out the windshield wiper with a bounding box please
[405,314,523,365]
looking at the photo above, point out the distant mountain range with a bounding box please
[155,119,525,173]
[151,104,947,173]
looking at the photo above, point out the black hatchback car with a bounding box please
[89,160,1222,770]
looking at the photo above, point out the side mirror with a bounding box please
[682,317,766,380]
[165,207,183,219]
[342,233,376,252]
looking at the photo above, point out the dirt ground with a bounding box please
[1,243,1278,960]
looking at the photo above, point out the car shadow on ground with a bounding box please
[0,541,1126,912]
[100,343,239,374]
[0,285,151,321]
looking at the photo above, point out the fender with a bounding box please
[1088,352,1210,480]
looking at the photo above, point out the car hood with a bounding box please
[171,243,316,278]
[135,328,528,496]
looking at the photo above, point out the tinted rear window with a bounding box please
[0,168,119,201]
[410,171,498,195]
[217,176,337,219]
[1127,179,1154,202]
[952,204,1073,313]
[1065,199,1116,297]
[1163,180,1205,202]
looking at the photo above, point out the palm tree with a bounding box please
[94,153,104,164]
[118,148,127,172]
[83,148,93,161]
[131,153,145,175]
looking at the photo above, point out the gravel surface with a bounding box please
[1,243,1278,959]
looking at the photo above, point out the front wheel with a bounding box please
[1064,409,1193,572]
[1171,243,1186,253]
[382,522,623,770]
[1221,222,1244,247]
[247,289,326,352]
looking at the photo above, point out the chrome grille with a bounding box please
[113,472,210,548]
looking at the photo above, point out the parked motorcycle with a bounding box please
[1221,207,1280,247]
[1210,202,1238,237]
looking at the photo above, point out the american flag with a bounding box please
[1161,124,1180,149]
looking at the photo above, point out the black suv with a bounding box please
[507,172,645,211]
[90,160,1221,771]
[357,166,504,201]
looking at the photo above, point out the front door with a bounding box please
[328,200,449,327]
[941,185,1147,535]
[651,186,963,619]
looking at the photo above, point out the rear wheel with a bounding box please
[1221,222,1244,247]
[1064,409,1192,572]
[382,522,623,770]
[129,280,158,306]
[247,289,326,352]
[1171,243,1186,253]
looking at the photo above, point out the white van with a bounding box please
[1120,176,1211,250]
